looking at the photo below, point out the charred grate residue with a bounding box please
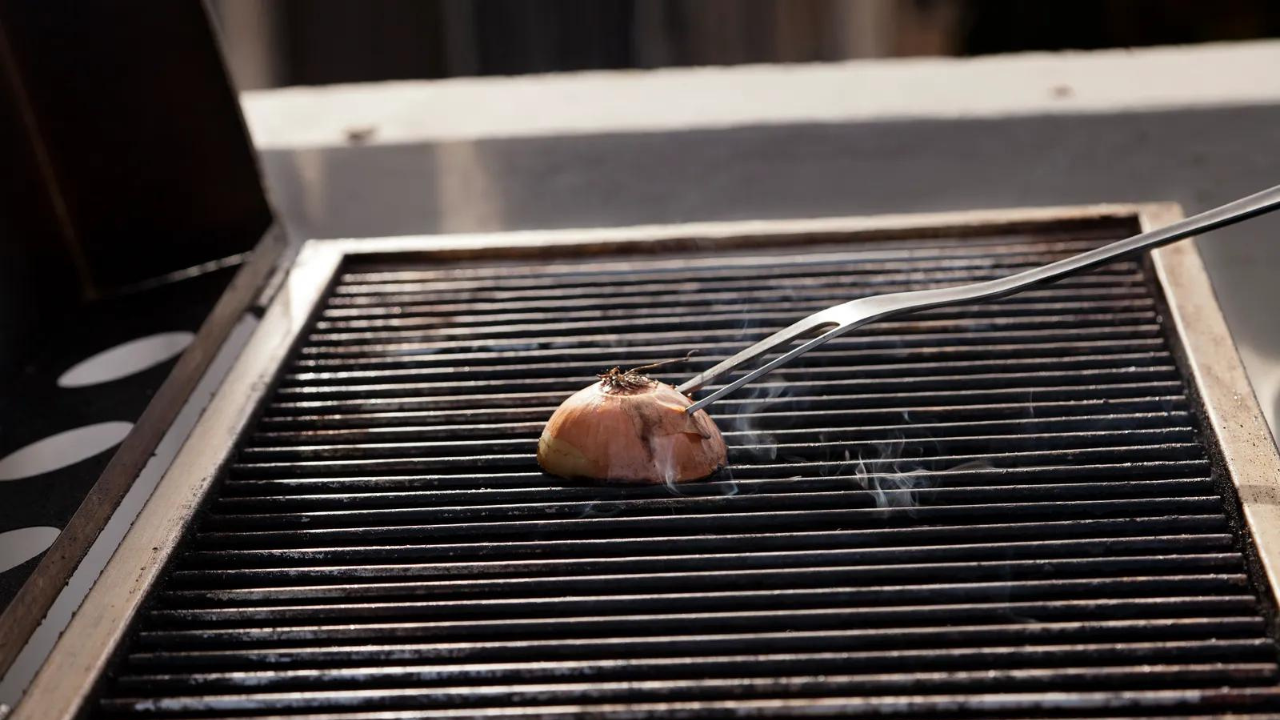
[92,228,1280,718]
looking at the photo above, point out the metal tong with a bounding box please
[679,184,1280,414]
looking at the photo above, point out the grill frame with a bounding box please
[16,202,1280,720]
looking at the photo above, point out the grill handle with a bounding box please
[681,183,1280,413]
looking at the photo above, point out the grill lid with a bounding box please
[21,208,1280,720]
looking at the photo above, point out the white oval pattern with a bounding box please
[0,526,60,573]
[57,331,194,388]
[0,421,133,481]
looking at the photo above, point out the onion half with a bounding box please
[537,368,727,484]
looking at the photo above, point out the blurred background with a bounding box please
[4,2,1280,709]
[208,0,1280,89]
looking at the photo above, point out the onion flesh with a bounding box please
[537,369,726,484]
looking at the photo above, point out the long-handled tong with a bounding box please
[679,184,1280,414]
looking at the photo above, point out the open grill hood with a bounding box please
[18,205,1280,719]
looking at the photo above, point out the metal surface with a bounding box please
[681,183,1280,412]
[17,206,1280,719]
[1146,202,1280,626]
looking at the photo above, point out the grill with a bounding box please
[63,213,1280,718]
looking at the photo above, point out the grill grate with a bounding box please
[90,228,1280,718]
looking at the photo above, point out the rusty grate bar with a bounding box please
[87,227,1280,718]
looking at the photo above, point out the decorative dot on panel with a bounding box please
[0,422,133,482]
[0,526,60,574]
[57,331,194,388]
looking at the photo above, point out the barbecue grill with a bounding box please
[16,204,1280,719]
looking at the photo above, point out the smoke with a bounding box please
[651,285,804,499]
[575,501,621,519]
[650,430,742,498]
[726,378,792,462]
[834,433,932,516]
[831,430,999,514]
[720,276,801,465]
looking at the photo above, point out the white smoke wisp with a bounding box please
[574,500,621,520]
[722,274,804,466]
[650,433,693,497]
[842,433,932,516]
[729,378,793,463]
[646,429,740,499]
[654,275,809,498]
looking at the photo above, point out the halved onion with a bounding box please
[537,368,727,484]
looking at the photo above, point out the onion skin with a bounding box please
[537,379,726,484]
